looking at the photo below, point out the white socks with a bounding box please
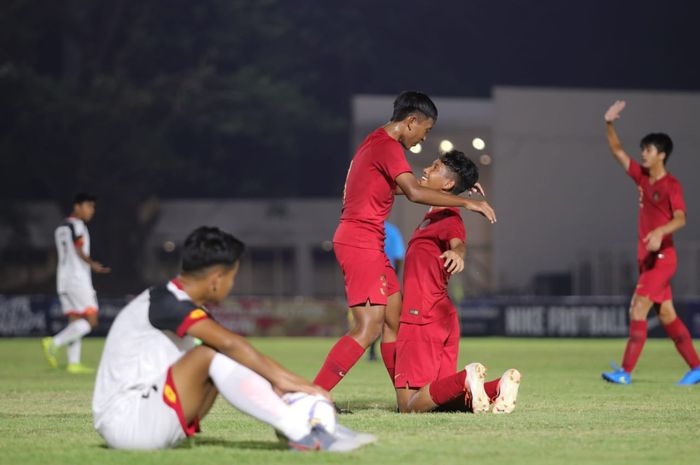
[67,340,81,365]
[208,353,310,441]
[53,319,91,347]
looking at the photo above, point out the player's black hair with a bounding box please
[181,226,245,273]
[73,192,97,204]
[640,133,673,164]
[390,91,438,122]
[440,150,479,195]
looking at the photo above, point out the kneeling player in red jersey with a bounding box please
[314,91,496,394]
[394,151,521,414]
[92,226,375,451]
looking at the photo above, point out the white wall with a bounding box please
[492,87,700,292]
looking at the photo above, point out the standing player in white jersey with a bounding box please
[42,193,110,374]
[92,226,375,451]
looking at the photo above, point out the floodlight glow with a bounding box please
[163,241,176,252]
[479,154,492,166]
[472,137,486,150]
[439,140,454,153]
[409,143,422,154]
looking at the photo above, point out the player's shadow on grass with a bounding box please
[97,438,285,451]
[191,437,286,451]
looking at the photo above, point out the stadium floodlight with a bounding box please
[409,143,422,154]
[163,241,176,252]
[479,154,492,166]
[472,137,486,150]
[439,140,454,153]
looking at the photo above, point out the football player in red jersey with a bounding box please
[313,91,496,392]
[601,101,700,385]
[394,151,520,414]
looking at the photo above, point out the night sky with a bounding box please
[2,0,699,199]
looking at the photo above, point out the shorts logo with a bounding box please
[338,371,346,377]
[164,384,177,404]
[379,275,387,296]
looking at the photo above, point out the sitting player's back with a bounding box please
[93,282,203,432]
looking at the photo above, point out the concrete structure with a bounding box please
[146,199,344,297]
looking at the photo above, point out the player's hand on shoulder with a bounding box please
[440,250,464,274]
[605,100,626,123]
[463,199,496,223]
[467,182,486,197]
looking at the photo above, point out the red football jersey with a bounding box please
[401,207,466,325]
[333,128,413,250]
[627,159,686,260]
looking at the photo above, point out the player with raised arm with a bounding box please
[92,226,375,451]
[313,91,496,392]
[394,151,521,414]
[42,192,110,374]
[601,100,700,385]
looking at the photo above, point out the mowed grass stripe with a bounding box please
[0,337,698,465]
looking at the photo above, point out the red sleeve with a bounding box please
[375,141,412,181]
[669,179,687,214]
[626,159,644,185]
[438,214,466,243]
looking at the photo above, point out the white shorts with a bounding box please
[95,370,196,450]
[59,288,98,316]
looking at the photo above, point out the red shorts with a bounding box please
[635,249,676,303]
[334,243,400,307]
[394,311,460,389]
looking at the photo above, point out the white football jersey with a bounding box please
[55,217,92,293]
[92,281,210,429]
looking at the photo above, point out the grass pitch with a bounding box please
[1,337,698,465]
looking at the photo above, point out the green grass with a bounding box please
[1,337,699,465]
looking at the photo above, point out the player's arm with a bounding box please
[186,319,329,399]
[643,210,686,252]
[440,238,466,274]
[604,100,631,171]
[395,180,487,197]
[75,245,111,273]
[395,172,496,223]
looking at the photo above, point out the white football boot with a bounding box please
[464,362,489,413]
[492,369,521,414]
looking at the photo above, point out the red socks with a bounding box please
[428,370,466,405]
[663,318,700,369]
[622,320,647,373]
[484,379,500,402]
[313,336,365,391]
[380,342,396,382]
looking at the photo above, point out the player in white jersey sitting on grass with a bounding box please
[92,226,375,451]
[43,192,110,374]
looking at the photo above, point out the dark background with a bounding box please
[2,0,699,293]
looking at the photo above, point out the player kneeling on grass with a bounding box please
[394,151,521,414]
[92,226,376,451]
